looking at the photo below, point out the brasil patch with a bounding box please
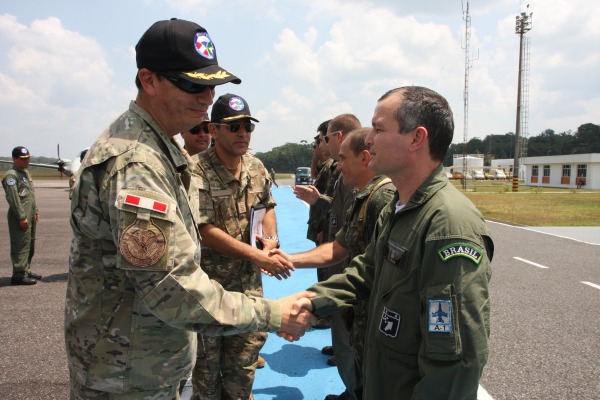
[437,242,483,265]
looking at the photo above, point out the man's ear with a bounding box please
[138,69,159,96]
[412,126,429,150]
[361,149,371,166]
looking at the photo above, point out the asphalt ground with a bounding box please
[1,179,599,399]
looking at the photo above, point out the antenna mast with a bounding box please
[461,1,477,190]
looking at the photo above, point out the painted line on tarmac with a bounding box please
[581,281,600,290]
[478,384,494,400]
[514,257,549,269]
[486,220,600,246]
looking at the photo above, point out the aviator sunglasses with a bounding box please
[189,124,210,134]
[324,130,342,143]
[161,73,215,94]
[213,122,256,133]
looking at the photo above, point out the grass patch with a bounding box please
[464,192,600,226]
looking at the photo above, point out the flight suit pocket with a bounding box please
[423,283,462,360]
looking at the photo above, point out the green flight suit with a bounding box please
[309,164,494,399]
[334,174,395,397]
[2,164,38,279]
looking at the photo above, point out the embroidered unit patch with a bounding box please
[379,307,401,338]
[228,96,245,111]
[6,177,16,186]
[428,300,452,333]
[437,242,483,265]
[120,221,166,267]
[194,32,215,59]
[124,194,168,214]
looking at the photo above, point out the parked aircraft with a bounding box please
[0,145,89,177]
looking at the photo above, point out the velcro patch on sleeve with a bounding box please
[437,242,483,265]
[428,300,452,333]
[124,194,168,214]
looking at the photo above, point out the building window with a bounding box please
[562,165,571,177]
[543,165,550,177]
[532,166,539,176]
[577,164,587,178]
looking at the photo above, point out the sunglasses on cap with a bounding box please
[324,130,342,143]
[189,124,210,134]
[161,73,215,94]
[213,122,256,133]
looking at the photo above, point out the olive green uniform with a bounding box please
[309,165,493,399]
[192,147,276,400]
[334,174,395,397]
[306,158,334,246]
[65,102,281,400]
[2,164,38,279]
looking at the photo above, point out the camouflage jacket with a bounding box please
[2,165,38,220]
[307,158,334,243]
[335,175,395,260]
[64,101,281,393]
[195,147,275,294]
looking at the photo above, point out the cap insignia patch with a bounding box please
[228,96,245,111]
[194,32,215,60]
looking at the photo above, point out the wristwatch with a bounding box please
[264,236,280,248]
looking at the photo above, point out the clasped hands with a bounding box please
[276,290,317,342]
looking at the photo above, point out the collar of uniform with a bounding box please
[129,101,188,172]
[204,147,239,183]
[407,163,447,207]
[354,174,386,200]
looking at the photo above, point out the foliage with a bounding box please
[254,142,313,173]
[444,122,600,166]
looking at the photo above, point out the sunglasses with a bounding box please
[189,124,210,134]
[324,130,342,143]
[213,122,256,133]
[161,73,215,94]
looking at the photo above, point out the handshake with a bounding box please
[275,291,319,342]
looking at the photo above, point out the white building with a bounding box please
[491,153,600,189]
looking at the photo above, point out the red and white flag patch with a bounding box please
[124,194,168,214]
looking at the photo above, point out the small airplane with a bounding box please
[432,302,448,323]
[0,145,89,178]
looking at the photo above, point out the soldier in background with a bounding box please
[275,128,395,399]
[2,146,41,285]
[191,93,291,400]
[182,115,211,161]
[64,19,314,400]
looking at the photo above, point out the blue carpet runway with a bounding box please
[182,184,346,400]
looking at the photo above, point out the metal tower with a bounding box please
[512,5,533,192]
[520,36,531,158]
[461,1,477,190]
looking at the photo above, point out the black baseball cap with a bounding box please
[211,94,259,123]
[12,146,31,159]
[135,18,241,86]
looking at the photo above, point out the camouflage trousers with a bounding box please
[69,378,180,400]
[191,331,267,400]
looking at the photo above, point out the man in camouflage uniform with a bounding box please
[64,19,313,400]
[2,146,41,285]
[274,128,395,399]
[181,115,211,162]
[191,93,291,400]
[291,86,494,399]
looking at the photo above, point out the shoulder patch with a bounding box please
[428,300,453,333]
[124,193,168,214]
[6,177,16,186]
[120,220,166,267]
[437,242,483,265]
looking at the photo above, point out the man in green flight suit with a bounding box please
[2,146,42,285]
[288,86,494,399]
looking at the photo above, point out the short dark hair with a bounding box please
[328,114,361,140]
[379,86,454,162]
[344,128,370,156]
[317,119,331,135]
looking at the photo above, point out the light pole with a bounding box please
[512,7,532,192]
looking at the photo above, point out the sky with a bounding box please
[0,0,598,159]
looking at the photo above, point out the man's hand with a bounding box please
[293,185,320,205]
[254,250,295,280]
[19,218,29,231]
[256,235,279,251]
[276,291,317,342]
